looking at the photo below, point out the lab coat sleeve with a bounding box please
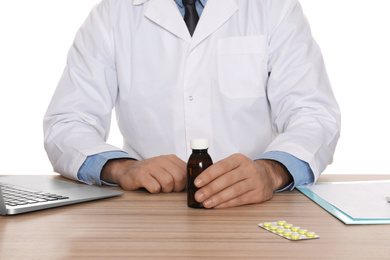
[43,1,121,181]
[264,0,341,183]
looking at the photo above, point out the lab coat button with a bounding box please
[189,96,193,101]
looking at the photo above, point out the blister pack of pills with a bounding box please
[258,220,319,241]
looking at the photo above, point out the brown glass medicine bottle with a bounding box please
[187,139,213,208]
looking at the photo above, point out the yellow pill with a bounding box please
[284,223,293,229]
[283,230,292,237]
[277,220,286,226]
[263,222,272,228]
[276,228,285,234]
[291,226,300,232]
[298,229,307,235]
[306,232,316,238]
[270,225,278,231]
[291,232,300,240]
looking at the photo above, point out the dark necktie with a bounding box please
[183,0,199,36]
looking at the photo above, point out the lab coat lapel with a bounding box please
[142,0,192,43]
[190,0,238,50]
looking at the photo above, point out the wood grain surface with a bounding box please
[1,174,389,259]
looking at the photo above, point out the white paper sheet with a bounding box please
[305,181,390,219]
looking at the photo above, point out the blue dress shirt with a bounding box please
[77,0,315,190]
[175,0,207,17]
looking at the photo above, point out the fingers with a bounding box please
[121,155,187,193]
[194,165,245,203]
[194,154,241,188]
[197,176,261,209]
[195,154,275,208]
[140,173,162,194]
[195,153,250,199]
[156,155,187,192]
[164,155,187,192]
[213,189,257,209]
[203,180,274,209]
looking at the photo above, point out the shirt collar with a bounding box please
[175,0,207,8]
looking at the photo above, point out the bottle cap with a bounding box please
[190,139,209,150]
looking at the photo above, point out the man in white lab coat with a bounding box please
[44,0,341,208]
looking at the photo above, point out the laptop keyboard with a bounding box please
[0,182,69,207]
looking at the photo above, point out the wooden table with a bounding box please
[1,174,389,259]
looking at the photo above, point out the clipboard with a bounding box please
[297,180,390,225]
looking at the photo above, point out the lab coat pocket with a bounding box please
[218,36,268,99]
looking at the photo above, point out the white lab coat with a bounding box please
[44,0,341,183]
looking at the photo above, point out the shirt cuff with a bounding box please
[257,151,314,192]
[77,151,134,186]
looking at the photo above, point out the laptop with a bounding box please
[0,175,123,215]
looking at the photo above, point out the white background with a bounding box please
[0,0,389,176]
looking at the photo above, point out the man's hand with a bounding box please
[100,155,187,193]
[194,153,293,208]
